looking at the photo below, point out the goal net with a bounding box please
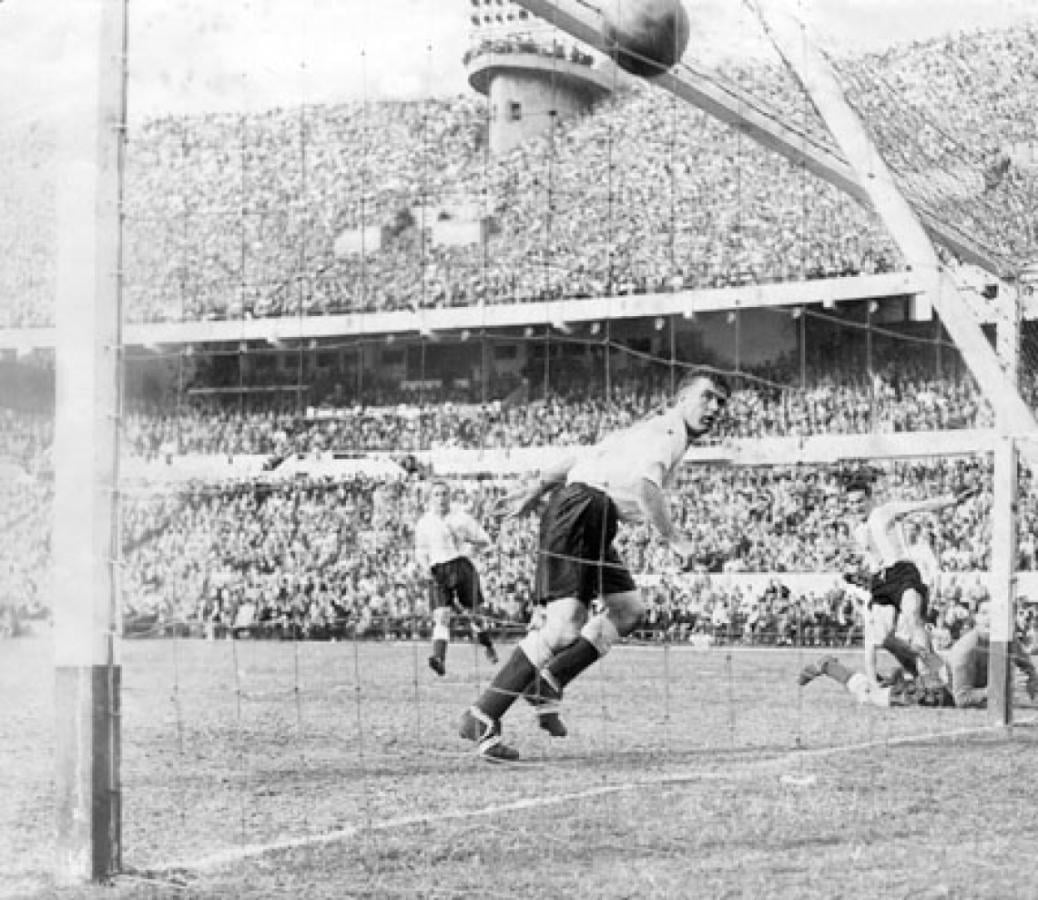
[3,0,1038,891]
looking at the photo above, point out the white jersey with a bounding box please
[908,538,940,590]
[447,509,490,557]
[565,408,689,523]
[853,505,908,571]
[414,507,489,570]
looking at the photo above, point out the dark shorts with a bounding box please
[535,483,637,605]
[430,557,484,611]
[870,560,928,615]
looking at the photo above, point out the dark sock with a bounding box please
[545,637,601,689]
[821,658,854,685]
[476,647,537,721]
[432,638,447,661]
[523,637,577,705]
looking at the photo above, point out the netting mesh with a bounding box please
[829,32,1038,274]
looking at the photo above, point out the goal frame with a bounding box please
[511,0,1035,726]
[52,0,128,883]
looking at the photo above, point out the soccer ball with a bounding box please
[602,0,691,79]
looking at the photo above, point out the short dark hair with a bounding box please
[676,367,732,397]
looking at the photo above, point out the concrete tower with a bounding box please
[464,0,613,155]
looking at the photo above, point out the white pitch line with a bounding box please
[749,712,1038,768]
[610,643,865,655]
[158,772,735,874]
[156,712,1036,876]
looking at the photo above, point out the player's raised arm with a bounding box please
[413,516,433,571]
[634,475,696,563]
[459,510,492,553]
[875,486,978,523]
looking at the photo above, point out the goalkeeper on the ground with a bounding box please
[798,600,1038,708]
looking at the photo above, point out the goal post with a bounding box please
[52,0,128,882]
[748,0,1032,430]
[509,0,1036,726]
[747,0,1030,728]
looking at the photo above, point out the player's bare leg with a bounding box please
[897,589,944,676]
[799,654,893,707]
[865,603,921,679]
[428,606,451,676]
[880,633,923,675]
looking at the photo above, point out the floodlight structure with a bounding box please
[465,0,614,155]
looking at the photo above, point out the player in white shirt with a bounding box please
[459,370,730,760]
[414,481,498,677]
[844,475,977,687]
[905,522,940,598]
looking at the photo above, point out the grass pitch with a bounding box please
[3,634,1037,898]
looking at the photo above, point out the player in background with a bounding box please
[798,600,1038,707]
[844,475,977,686]
[459,369,730,760]
[414,480,498,677]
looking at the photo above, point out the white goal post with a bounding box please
[746,0,1029,726]
[52,0,127,883]
[511,0,1037,726]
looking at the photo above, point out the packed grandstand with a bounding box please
[2,24,1038,646]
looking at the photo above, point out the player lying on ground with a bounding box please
[458,369,730,760]
[799,601,1038,707]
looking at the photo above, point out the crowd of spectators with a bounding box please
[0,478,51,635]
[120,355,991,459]
[834,27,1038,267]
[2,325,1035,645]
[0,409,52,472]
[4,26,1036,328]
[0,121,55,329]
[461,34,595,69]
[110,457,1038,647]
[6,399,1038,647]
[113,81,900,323]
[3,24,1038,648]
